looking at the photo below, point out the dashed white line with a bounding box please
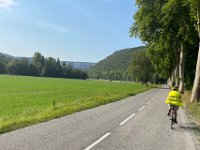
[120,113,136,126]
[138,105,146,112]
[84,133,111,150]
[85,97,154,150]
[146,101,151,105]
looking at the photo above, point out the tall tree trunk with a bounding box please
[175,62,179,87]
[179,43,185,93]
[167,76,172,87]
[191,45,200,102]
[191,0,200,102]
[168,66,178,88]
[171,69,175,86]
[168,75,174,87]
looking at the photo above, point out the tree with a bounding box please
[128,50,153,85]
[55,58,62,77]
[7,60,18,74]
[17,58,30,75]
[0,61,6,74]
[62,62,73,78]
[130,0,174,80]
[191,0,200,102]
[32,52,45,75]
[41,57,57,77]
[29,64,39,76]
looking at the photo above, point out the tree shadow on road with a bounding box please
[173,122,200,138]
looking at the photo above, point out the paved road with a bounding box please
[0,87,199,150]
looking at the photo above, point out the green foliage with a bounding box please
[128,50,153,84]
[41,57,58,77]
[89,46,146,81]
[0,52,88,80]
[0,75,151,133]
[130,0,174,78]
[32,52,45,74]
[0,61,6,74]
[130,0,198,87]
[62,62,73,77]
[7,59,30,75]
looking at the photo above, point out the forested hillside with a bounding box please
[88,46,146,80]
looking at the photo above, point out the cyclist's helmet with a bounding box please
[172,86,178,91]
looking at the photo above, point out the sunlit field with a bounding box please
[0,75,151,133]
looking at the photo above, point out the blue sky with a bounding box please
[0,0,143,62]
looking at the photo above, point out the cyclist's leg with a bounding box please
[168,104,171,116]
[174,106,179,123]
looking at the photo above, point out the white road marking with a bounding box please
[120,113,136,126]
[84,133,111,150]
[146,101,151,105]
[138,105,145,112]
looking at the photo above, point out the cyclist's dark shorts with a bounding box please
[168,104,179,111]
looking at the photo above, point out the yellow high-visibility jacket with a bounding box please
[165,90,183,107]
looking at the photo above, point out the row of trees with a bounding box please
[129,0,200,102]
[88,70,130,81]
[0,52,88,79]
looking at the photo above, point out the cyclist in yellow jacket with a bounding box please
[165,86,183,123]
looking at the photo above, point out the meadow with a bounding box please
[0,75,151,133]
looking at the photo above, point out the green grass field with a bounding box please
[0,75,151,133]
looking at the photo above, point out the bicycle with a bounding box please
[170,105,177,129]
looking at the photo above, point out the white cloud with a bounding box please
[0,0,16,9]
[35,22,68,33]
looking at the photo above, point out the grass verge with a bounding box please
[182,91,200,140]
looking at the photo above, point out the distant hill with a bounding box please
[0,52,15,60]
[0,53,13,63]
[0,52,33,63]
[62,61,95,70]
[88,46,146,80]
[0,52,95,70]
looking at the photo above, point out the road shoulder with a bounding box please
[181,108,200,150]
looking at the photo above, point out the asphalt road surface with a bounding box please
[0,86,200,150]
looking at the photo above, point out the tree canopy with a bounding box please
[130,0,199,94]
